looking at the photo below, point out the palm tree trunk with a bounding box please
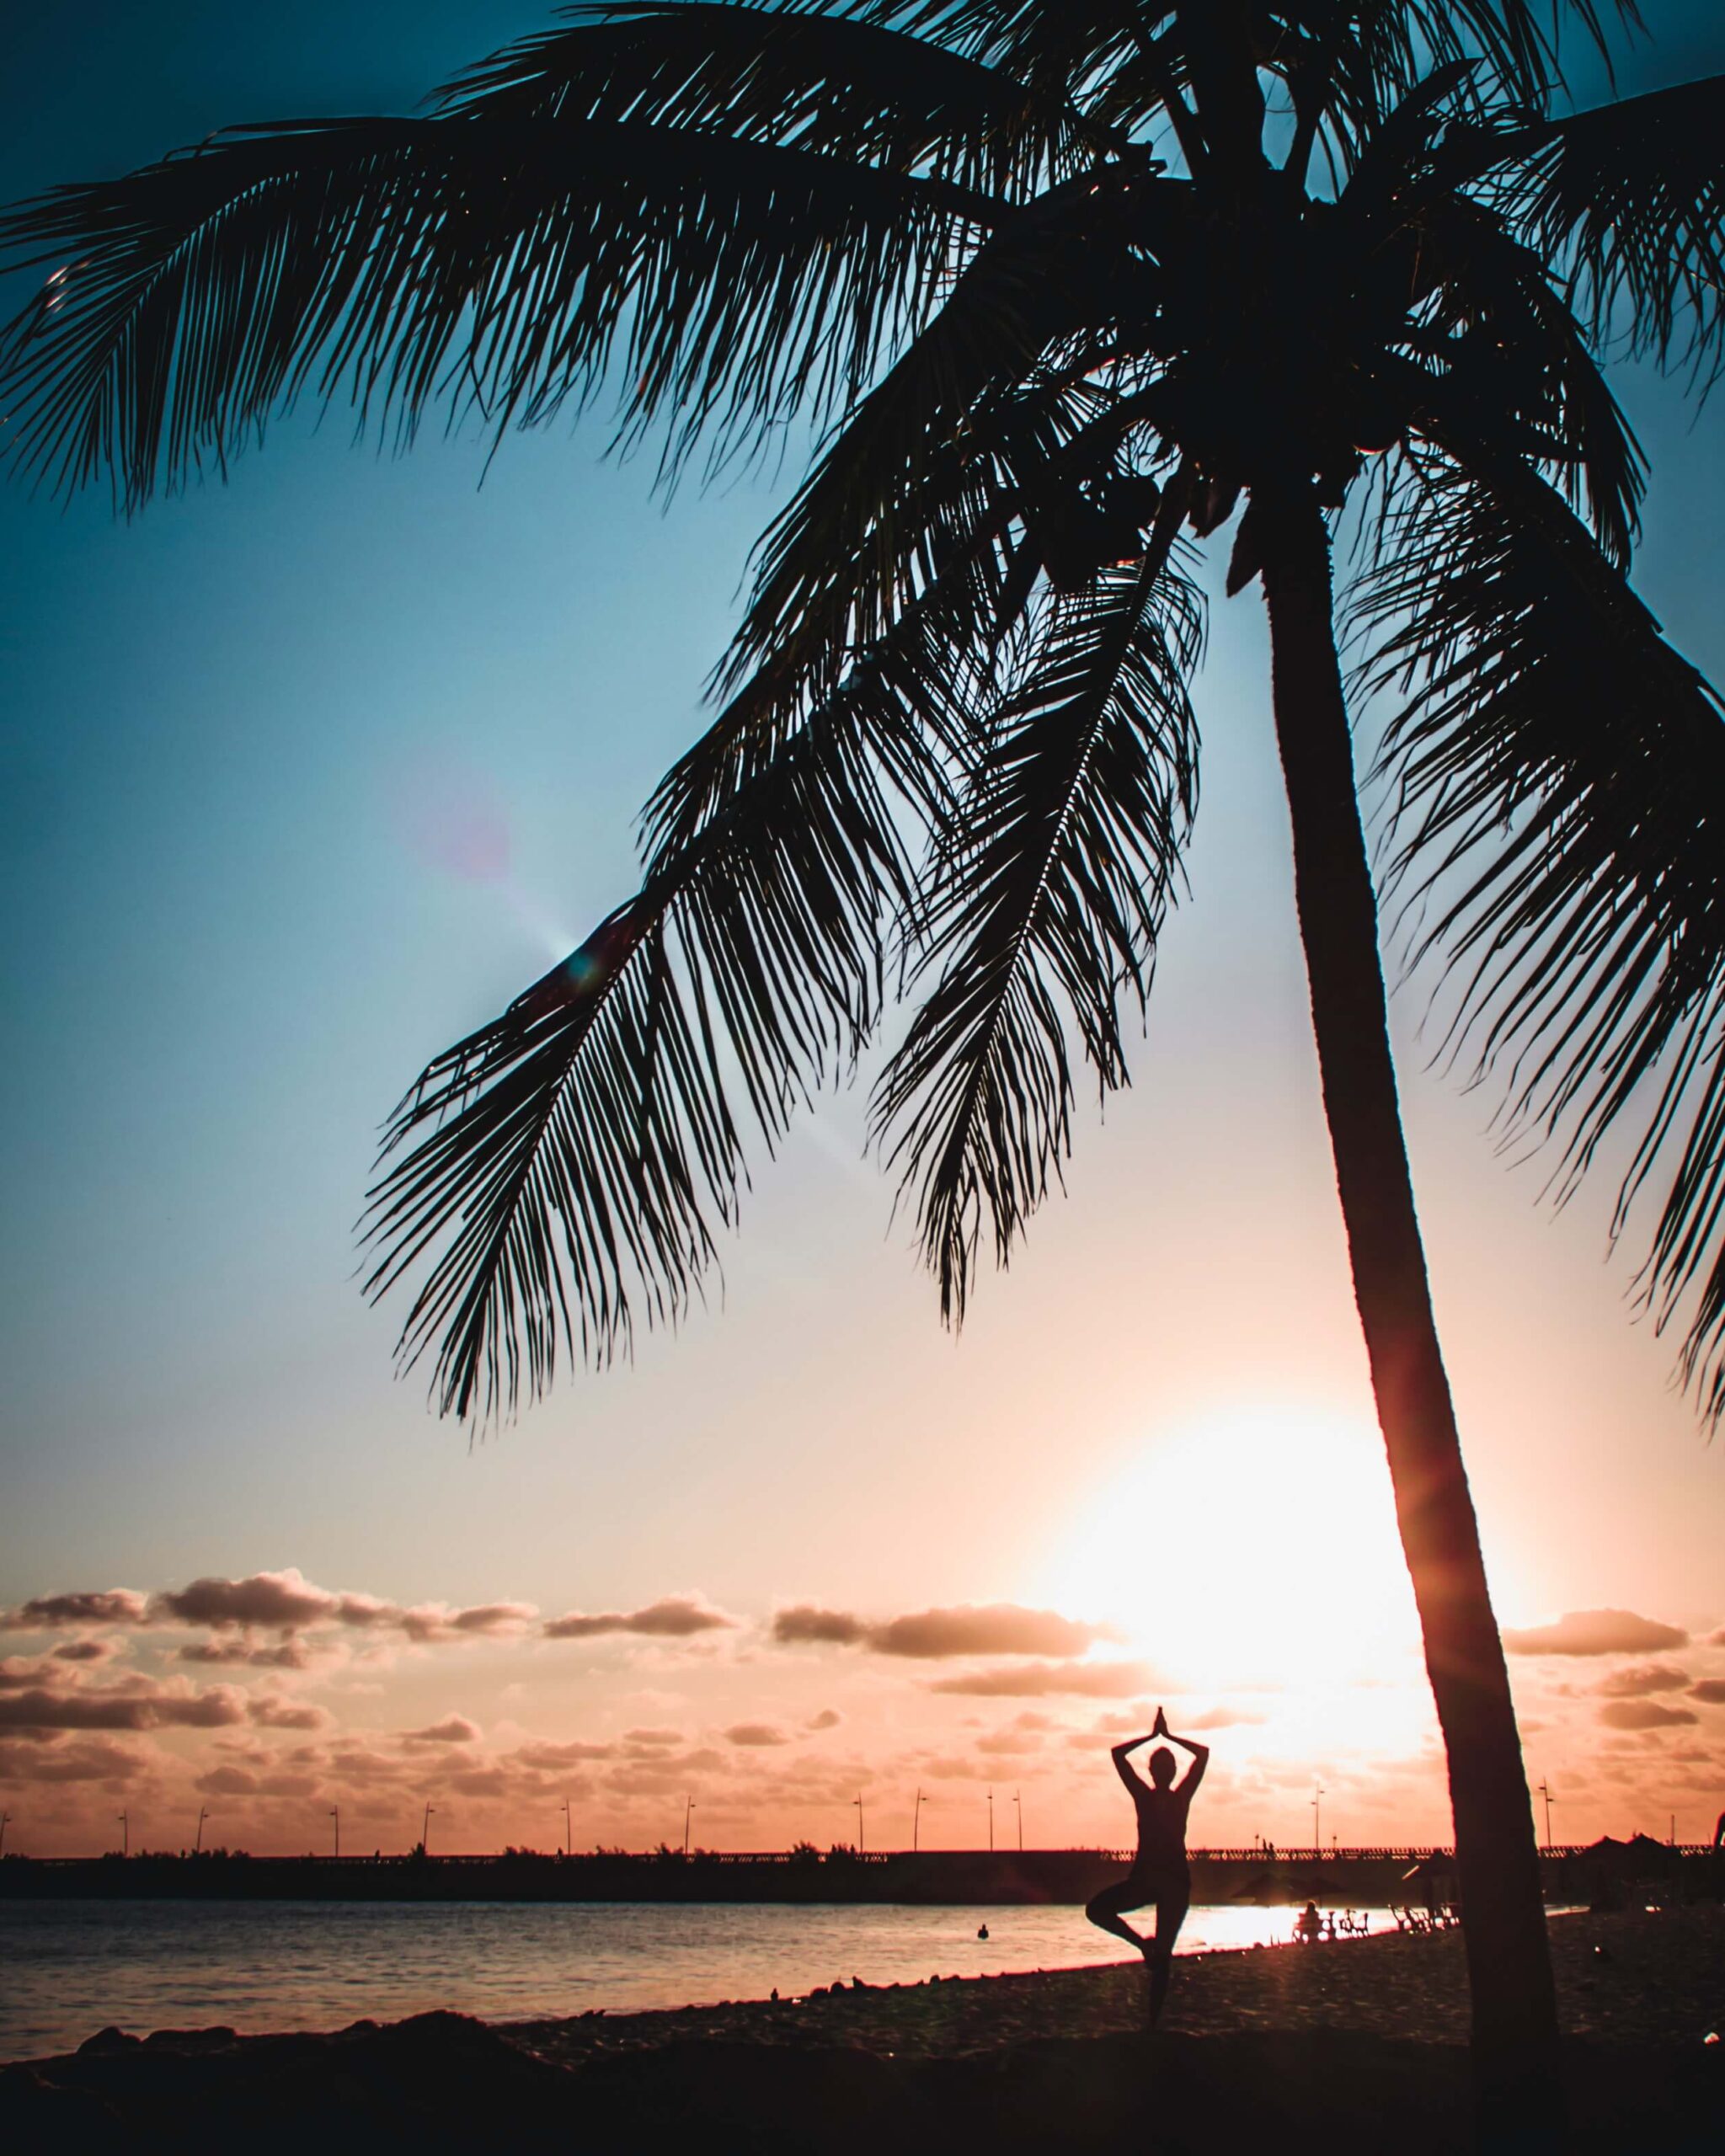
[1253,474,1562,2142]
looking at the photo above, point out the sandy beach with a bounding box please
[3,1906,1718,2152]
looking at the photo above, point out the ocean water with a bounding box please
[0,1898,1359,2062]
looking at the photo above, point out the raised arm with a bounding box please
[1153,1707,1209,1796]
[1110,1735,1154,1796]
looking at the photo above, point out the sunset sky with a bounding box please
[3,2,1722,1860]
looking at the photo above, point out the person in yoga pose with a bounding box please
[1085,1706,1209,2025]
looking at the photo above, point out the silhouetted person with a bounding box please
[1712,1808,1723,1851]
[1086,1705,1208,2025]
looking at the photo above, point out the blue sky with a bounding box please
[2,4,1723,1854]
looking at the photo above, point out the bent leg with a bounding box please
[1085,1881,1149,1955]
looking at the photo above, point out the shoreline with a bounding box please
[3,1907,1719,2151]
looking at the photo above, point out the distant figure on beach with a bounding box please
[1086,1705,1209,2025]
[1713,1809,1723,1851]
[1295,1901,1324,1945]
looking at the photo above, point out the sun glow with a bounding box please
[1039,1402,1426,1696]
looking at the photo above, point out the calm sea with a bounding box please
[0,1898,1349,2062]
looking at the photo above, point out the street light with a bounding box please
[1311,1783,1324,1857]
[422,1803,435,1855]
[116,1811,129,1859]
[683,1796,695,1858]
[195,1808,209,1855]
[329,1806,340,1860]
[912,1788,927,1854]
[1535,1780,1556,1850]
[563,1796,573,1858]
[0,1812,10,1858]
[852,1794,865,1854]
[987,1790,994,1854]
[1014,1790,1023,1852]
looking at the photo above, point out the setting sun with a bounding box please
[1039,1404,1423,1689]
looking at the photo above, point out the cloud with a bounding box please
[156,1570,338,1631]
[0,1737,145,1785]
[247,1696,330,1732]
[772,1601,1118,1660]
[544,1597,734,1641]
[0,1681,243,1732]
[1182,1706,1269,1730]
[929,1659,1157,1699]
[1503,1609,1688,1657]
[512,1739,617,1769]
[1595,1663,1690,1699]
[8,1571,541,1650]
[1598,1700,1700,1731]
[446,1604,537,1636]
[51,1639,119,1664]
[401,1716,481,1746]
[724,1723,788,1748]
[178,1639,316,1669]
[873,1605,1120,1659]
[1688,1679,1725,1706]
[805,1710,843,1732]
[977,1731,1042,1754]
[4,1590,149,1629]
[194,1766,318,1799]
[771,1606,867,1647]
[621,1727,683,1747]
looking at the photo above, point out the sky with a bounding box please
[2,3,1722,1860]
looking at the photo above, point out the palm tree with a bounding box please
[6,0,1724,2131]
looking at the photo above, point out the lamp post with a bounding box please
[117,1810,129,1859]
[422,1803,435,1855]
[195,1807,208,1855]
[852,1794,864,1854]
[1014,1790,1023,1852]
[912,1788,926,1854]
[1311,1783,1324,1858]
[329,1806,340,1860]
[987,1790,994,1854]
[563,1796,572,1858]
[683,1796,695,1858]
[1535,1780,1555,1850]
[0,1812,10,1857]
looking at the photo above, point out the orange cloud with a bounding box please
[0,1681,243,1732]
[544,1597,734,1641]
[1503,1609,1688,1657]
[5,1590,149,1628]
[1595,1662,1691,1698]
[772,1602,1118,1658]
[401,1716,481,1746]
[1598,1700,1700,1730]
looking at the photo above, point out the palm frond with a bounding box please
[872,500,1203,1321]
[0,105,996,504]
[362,481,1027,1421]
[1406,189,1645,564]
[435,1,1109,192]
[722,168,1167,702]
[1495,70,1725,378]
[1354,446,1725,1421]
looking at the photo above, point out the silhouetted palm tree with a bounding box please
[6,2,1724,2132]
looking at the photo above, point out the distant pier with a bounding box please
[3,1844,1713,1905]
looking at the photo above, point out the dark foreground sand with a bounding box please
[3,1907,1720,2153]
